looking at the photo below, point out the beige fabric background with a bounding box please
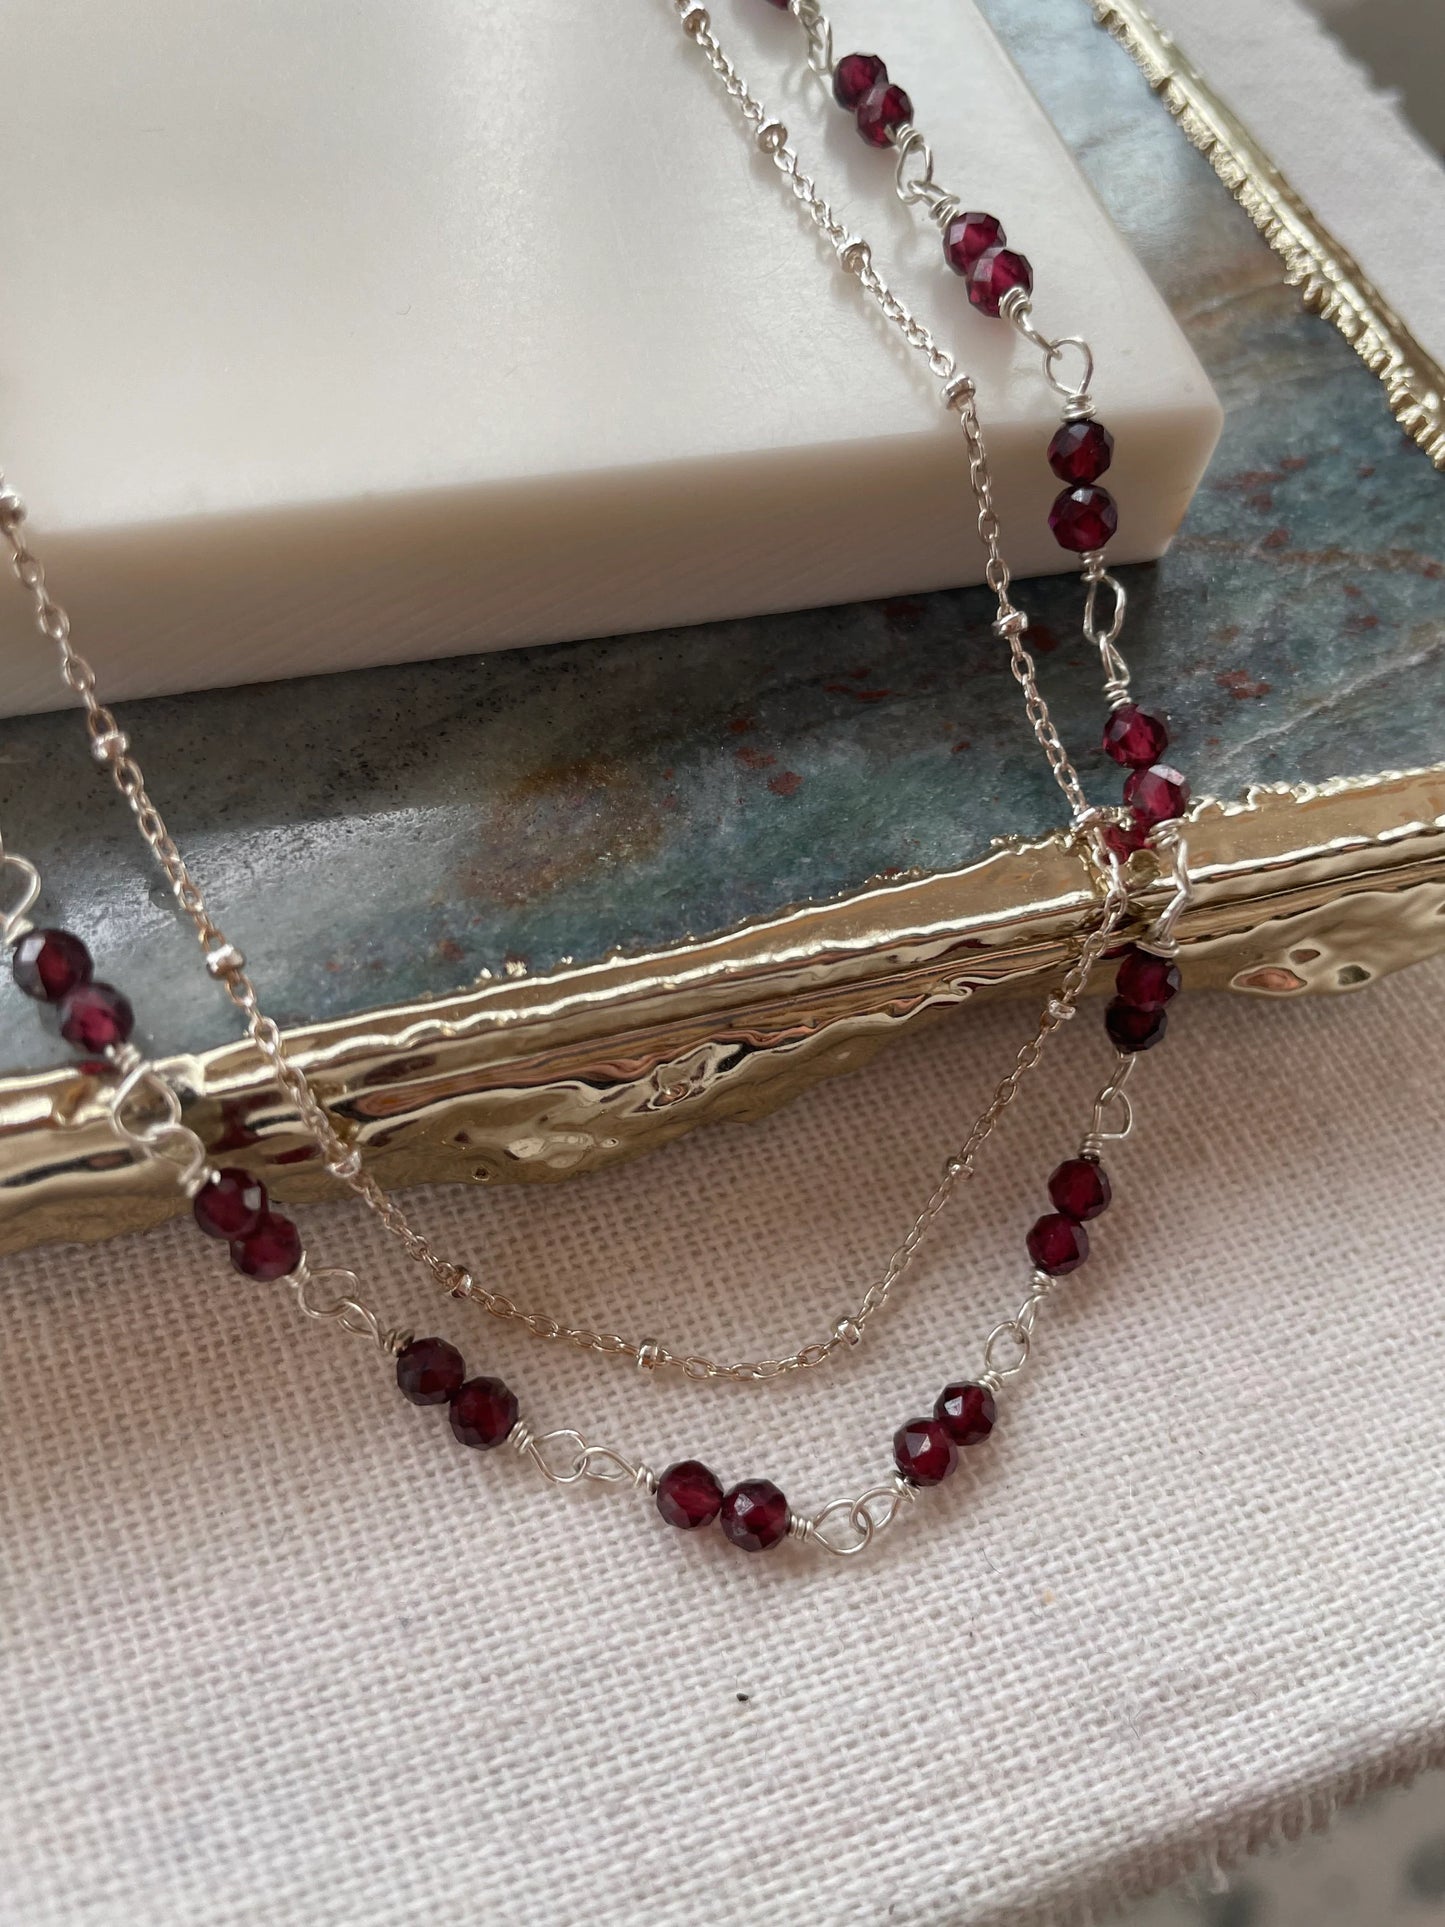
[3,954,1442,1926]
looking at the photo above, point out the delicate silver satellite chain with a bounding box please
[0,0,1190,1553]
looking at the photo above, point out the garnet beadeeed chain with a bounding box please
[0,0,1192,1559]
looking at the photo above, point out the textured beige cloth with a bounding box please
[2,958,1443,1926]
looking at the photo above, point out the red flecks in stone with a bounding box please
[951,739,971,755]
[435,937,464,964]
[768,770,803,797]
[727,715,756,735]
[1216,669,1272,700]
[1262,528,1290,550]
[1279,455,1308,472]
[1346,612,1381,633]
[735,747,776,770]
[1357,464,1375,479]
[882,597,926,628]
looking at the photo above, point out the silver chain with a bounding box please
[0,6,1195,1555]
[0,8,1142,1389]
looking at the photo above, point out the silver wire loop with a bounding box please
[290,1267,392,1348]
[0,842,42,945]
[1143,825,1194,954]
[794,0,833,75]
[108,1061,211,1196]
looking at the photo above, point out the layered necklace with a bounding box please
[1,0,1196,1559]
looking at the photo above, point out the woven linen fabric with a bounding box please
[2,958,1443,1927]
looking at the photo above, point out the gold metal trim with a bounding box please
[4,765,1442,1257]
[1092,0,1445,468]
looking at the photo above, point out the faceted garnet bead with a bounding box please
[1115,945,1181,1010]
[1102,702,1169,768]
[966,244,1033,317]
[12,928,93,1003]
[396,1336,465,1407]
[893,1416,958,1487]
[1123,762,1190,828]
[1105,999,1168,1054]
[942,210,1005,276]
[833,51,886,109]
[719,1479,790,1552]
[1047,419,1114,484]
[1101,819,1150,863]
[854,82,913,147]
[1027,1212,1090,1277]
[934,1381,997,1448]
[193,1167,267,1241]
[230,1210,303,1281]
[449,1375,519,1450]
[57,981,134,1052]
[1048,1157,1112,1222]
[1048,483,1118,553]
[656,1460,724,1531]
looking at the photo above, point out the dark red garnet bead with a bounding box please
[720,1479,790,1552]
[1048,419,1114,484]
[1027,1212,1090,1277]
[934,1381,997,1448]
[1048,483,1118,553]
[1101,702,1169,768]
[449,1375,519,1450]
[1123,762,1191,827]
[943,211,1005,275]
[230,1210,303,1281]
[855,82,913,147]
[1115,946,1181,1010]
[1105,999,1168,1053]
[833,51,886,109]
[966,244,1033,317]
[1048,1157,1112,1222]
[894,1416,958,1487]
[656,1460,725,1531]
[396,1336,466,1407]
[12,928,93,1003]
[193,1167,268,1241]
[1101,819,1150,863]
[57,981,134,1052]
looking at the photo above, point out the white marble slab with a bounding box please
[0,0,1219,714]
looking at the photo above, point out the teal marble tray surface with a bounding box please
[2,0,1442,1075]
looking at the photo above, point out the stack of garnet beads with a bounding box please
[395,1335,521,1451]
[1025,1155,1113,1281]
[892,1378,998,1489]
[193,1166,306,1282]
[830,48,914,150]
[1047,417,1119,555]
[11,925,135,1053]
[1099,702,1191,877]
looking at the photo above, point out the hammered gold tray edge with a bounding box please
[1092,0,1445,468]
[3,764,1442,1258]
